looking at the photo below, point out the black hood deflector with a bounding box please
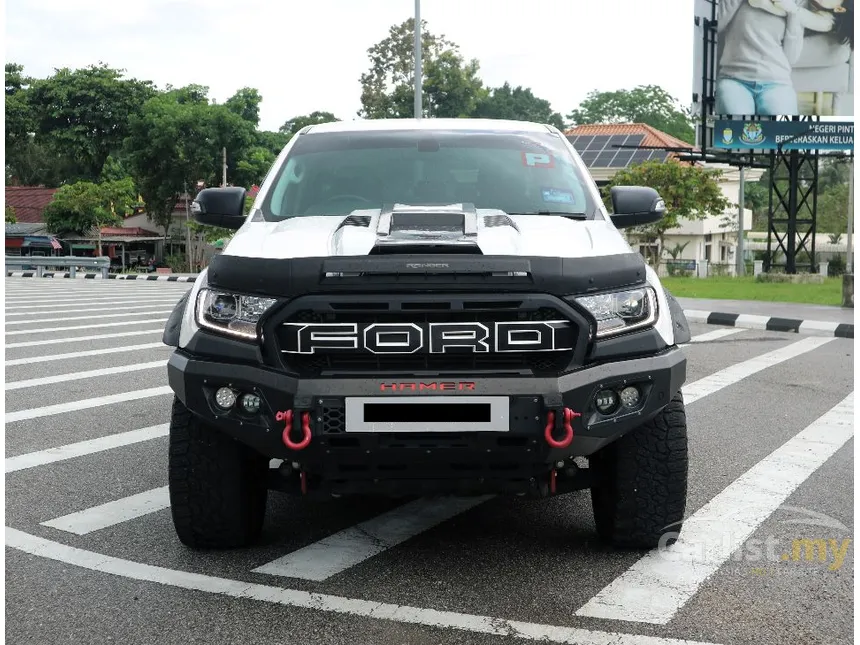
[206,253,648,298]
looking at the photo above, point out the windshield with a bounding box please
[260,129,599,221]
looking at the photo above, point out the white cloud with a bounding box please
[5,0,694,131]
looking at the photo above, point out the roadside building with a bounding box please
[565,123,760,276]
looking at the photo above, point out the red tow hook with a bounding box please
[544,408,579,449]
[277,410,312,451]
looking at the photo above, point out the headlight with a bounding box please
[571,287,657,338]
[195,288,278,341]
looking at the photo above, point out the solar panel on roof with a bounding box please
[630,150,652,165]
[586,136,611,150]
[647,150,672,162]
[579,151,599,165]
[623,135,645,148]
[573,135,593,150]
[568,131,669,169]
[609,151,636,167]
[595,152,617,167]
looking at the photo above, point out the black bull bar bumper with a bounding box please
[167,347,686,496]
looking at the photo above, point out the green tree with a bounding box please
[6,205,17,223]
[358,18,483,119]
[5,62,30,95]
[422,49,485,118]
[569,85,696,144]
[473,82,565,129]
[4,63,41,184]
[163,83,209,105]
[280,111,338,136]
[26,64,156,182]
[123,90,255,236]
[257,129,291,156]
[233,147,276,187]
[43,178,137,252]
[604,160,731,265]
[225,87,262,127]
[818,157,851,192]
[816,182,849,235]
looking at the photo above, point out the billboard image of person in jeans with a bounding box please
[715,0,853,115]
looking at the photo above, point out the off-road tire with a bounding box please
[589,391,688,549]
[168,396,269,549]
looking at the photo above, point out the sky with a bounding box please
[5,0,694,132]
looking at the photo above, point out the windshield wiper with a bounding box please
[506,211,589,220]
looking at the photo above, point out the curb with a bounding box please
[6,271,197,282]
[684,309,853,339]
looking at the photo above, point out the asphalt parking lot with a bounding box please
[4,277,854,645]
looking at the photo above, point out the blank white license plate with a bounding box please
[344,396,510,433]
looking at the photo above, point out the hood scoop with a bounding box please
[370,203,483,255]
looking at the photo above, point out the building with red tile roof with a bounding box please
[564,123,698,184]
[564,123,760,275]
[5,186,59,223]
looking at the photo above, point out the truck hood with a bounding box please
[223,209,634,260]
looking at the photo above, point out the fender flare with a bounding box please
[663,288,691,345]
[162,290,191,347]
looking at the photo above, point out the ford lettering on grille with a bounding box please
[280,321,574,355]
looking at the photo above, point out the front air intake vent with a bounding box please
[338,214,372,229]
[369,242,483,255]
[483,214,519,231]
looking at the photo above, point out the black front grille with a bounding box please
[273,303,578,377]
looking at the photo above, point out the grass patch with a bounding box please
[660,275,843,306]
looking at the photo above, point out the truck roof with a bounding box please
[302,118,556,135]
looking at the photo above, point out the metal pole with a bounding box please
[222,147,227,187]
[848,156,854,274]
[186,182,192,274]
[736,164,746,276]
[414,0,422,119]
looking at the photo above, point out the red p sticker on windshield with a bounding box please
[522,152,555,168]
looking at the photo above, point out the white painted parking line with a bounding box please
[252,496,491,582]
[5,386,173,423]
[5,310,173,324]
[5,318,168,336]
[5,360,166,391]
[575,392,854,625]
[5,528,722,645]
[41,487,170,535]
[6,289,188,305]
[5,343,167,366]
[5,293,186,305]
[6,301,180,315]
[682,337,834,404]
[684,328,744,344]
[5,424,169,473]
[6,329,163,349]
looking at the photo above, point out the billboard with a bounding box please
[693,0,855,121]
[713,118,854,149]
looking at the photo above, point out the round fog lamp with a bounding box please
[595,389,619,414]
[215,387,237,409]
[620,386,640,408]
[240,393,261,414]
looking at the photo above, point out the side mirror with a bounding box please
[609,186,666,229]
[191,187,247,230]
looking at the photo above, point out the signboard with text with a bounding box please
[713,120,854,151]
